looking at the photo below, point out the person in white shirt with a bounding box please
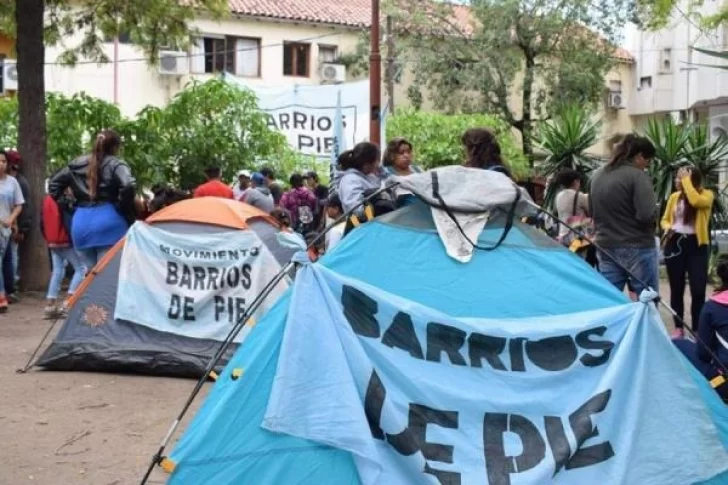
[232,170,251,201]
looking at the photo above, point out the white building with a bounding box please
[626,4,728,138]
[43,2,368,117]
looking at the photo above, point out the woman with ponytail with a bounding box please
[589,133,658,295]
[48,129,136,270]
[661,166,714,338]
[673,254,728,399]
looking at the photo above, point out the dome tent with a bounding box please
[158,170,728,484]
[34,198,296,378]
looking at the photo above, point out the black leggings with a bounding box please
[664,234,709,330]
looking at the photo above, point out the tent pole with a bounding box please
[139,185,402,484]
[139,260,295,485]
[16,313,65,373]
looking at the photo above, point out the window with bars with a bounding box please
[283,43,311,77]
[318,45,338,64]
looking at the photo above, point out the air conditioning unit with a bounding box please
[320,63,346,84]
[3,59,18,92]
[607,91,624,109]
[158,51,189,76]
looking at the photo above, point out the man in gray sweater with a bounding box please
[590,134,658,295]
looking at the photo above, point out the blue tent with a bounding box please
[165,203,728,484]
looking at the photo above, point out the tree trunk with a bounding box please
[16,0,48,291]
[521,55,535,167]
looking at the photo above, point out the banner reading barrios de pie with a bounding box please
[115,223,288,342]
[263,265,728,485]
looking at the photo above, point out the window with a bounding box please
[103,31,132,44]
[659,48,672,73]
[192,36,260,77]
[639,76,653,89]
[609,80,622,93]
[319,45,338,64]
[283,43,311,77]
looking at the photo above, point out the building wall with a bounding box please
[44,17,361,117]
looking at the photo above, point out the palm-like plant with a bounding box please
[538,105,601,208]
[685,124,728,229]
[643,117,691,208]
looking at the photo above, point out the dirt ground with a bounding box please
[0,283,686,485]
[0,294,208,485]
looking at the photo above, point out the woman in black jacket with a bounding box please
[48,129,136,270]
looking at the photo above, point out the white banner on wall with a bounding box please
[224,74,370,158]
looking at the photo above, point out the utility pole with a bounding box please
[385,15,395,114]
[369,0,382,146]
[113,35,119,105]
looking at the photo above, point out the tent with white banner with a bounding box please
[157,169,728,484]
[34,198,295,378]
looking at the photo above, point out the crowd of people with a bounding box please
[1,124,725,397]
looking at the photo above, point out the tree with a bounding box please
[537,105,601,208]
[634,0,728,30]
[388,0,629,165]
[385,109,529,177]
[1,0,226,290]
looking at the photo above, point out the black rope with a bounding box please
[424,171,521,252]
[531,201,728,377]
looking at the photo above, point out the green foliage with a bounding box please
[643,117,728,229]
[0,80,311,189]
[0,0,227,65]
[634,0,728,30]
[388,0,629,162]
[537,106,601,207]
[385,109,529,178]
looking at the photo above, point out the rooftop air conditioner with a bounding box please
[607,91,624,109]
[158,51,189,76]
[3,59,18,92]
[320,63,346,84]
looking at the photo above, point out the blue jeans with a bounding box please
[597,246,659,295]
[11,240,18,282]
[0,234,8,295]
[47,247,86,300]
[77,246,112,272]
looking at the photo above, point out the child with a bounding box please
[41,192,86,318]
[325,194,346,252]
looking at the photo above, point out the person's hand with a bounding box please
[0,219,10,228]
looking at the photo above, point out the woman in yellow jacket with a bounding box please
[661,166,714,338]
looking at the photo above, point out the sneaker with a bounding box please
[0,296,8,314]
[671,327,685,339]
[8,293,19,304]
[44,305,58,319]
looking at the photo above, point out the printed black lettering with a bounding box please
[207,267,220,290]
[566,390,614,470]
[226,267,240,288]
[509,337,527,372]
[364,370,385,439]
[426,322,467,366]
[341,285,380,338]
[576,327,615,367]
[182,296,195,321]
[279,113,290,130]
[241,264,252,290]
[214,296,225,321]
[235,298,246,324]
[298,135,314,150]
[159,244,170,254]
[525,336,578,372]
[179,265,192,289]
[251,246,260,257]
[228,250,240,260]
[468,333,507,370]
[381,312,424,360]
[166,262,179,285]
[483,413,545,485]
[544,416,571,476]
[168,294,181,319]
[410,404,461,485]
[293,111,307,129]
[324,137,335,152]
[266,114,278,130]
[192,266,206,291]
[317,116,332,131]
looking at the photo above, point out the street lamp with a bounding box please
[369,0,382,146]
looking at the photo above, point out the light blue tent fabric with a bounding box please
[168,205,728,484]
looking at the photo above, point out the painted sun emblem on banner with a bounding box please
[82,304,109,328]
